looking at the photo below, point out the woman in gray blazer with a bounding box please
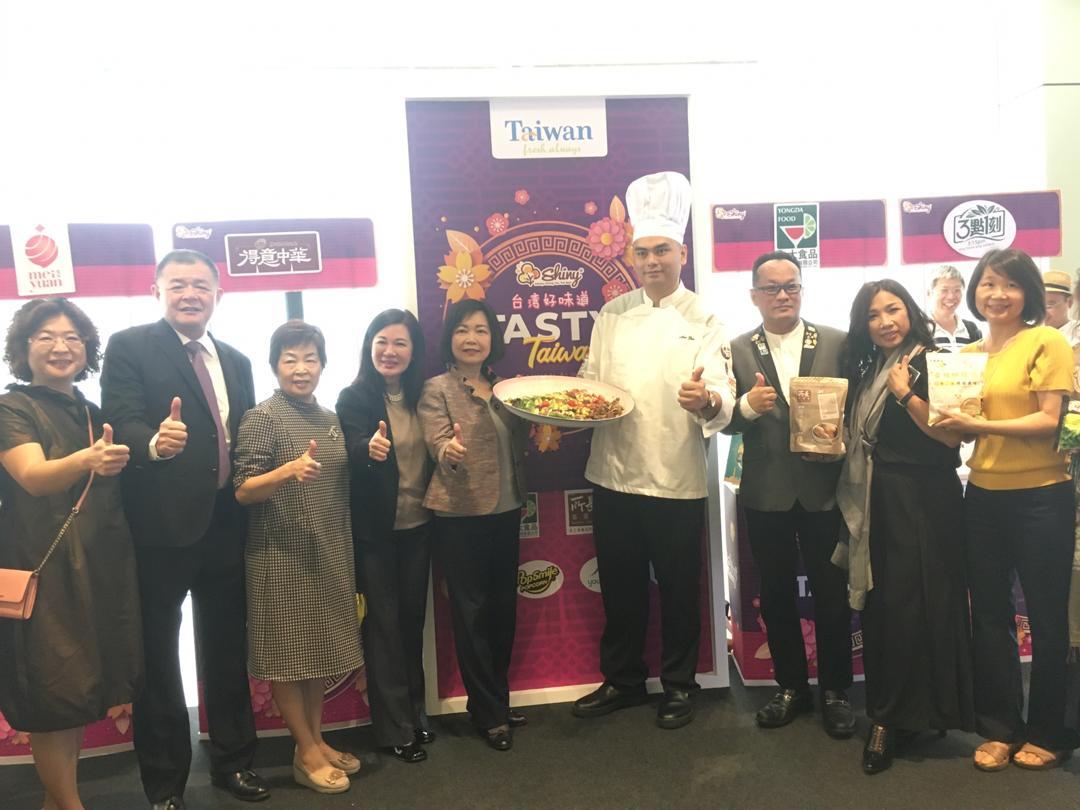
[418,299,528,751]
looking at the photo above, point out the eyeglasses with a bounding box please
[29,333,85,348]
[753,283,803,296]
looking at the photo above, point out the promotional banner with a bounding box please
[712,200,887,272]
[0,705,135,765]
[198,668,371,739]
[0,223,156,300]
[899,191,1062,264]
[172,218,377,292]
[407,97,725,701]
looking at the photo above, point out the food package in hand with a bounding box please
[925,352,988,425]
[789,376,848,454]
[1056,398,1080,453]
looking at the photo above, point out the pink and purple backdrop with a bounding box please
[406,97,722,702]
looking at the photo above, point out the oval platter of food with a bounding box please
[492,375,635,429]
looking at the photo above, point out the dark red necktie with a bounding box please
[186,341,230,488]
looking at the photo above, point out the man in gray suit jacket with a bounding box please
[724,251,854,739]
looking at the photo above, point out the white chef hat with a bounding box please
[626,171,692,244]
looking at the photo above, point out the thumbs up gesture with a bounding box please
[369,420,392,462]
[678,366,712,413]
[156,396,188,457]
[444,422,468,464]
[291,439,322,483]
[745,371,778,414]
[85,422,131,476]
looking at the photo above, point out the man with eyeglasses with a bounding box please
[724,250,854,739]
[572,172,735,730]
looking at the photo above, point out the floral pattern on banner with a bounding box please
[531,424,562,453]
[0,703,135,760]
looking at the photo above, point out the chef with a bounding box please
[571,171,734,730]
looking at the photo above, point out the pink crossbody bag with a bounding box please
[0,406,95,620]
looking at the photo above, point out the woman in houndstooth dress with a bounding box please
[233,321,362,795]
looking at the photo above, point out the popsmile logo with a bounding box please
[517,560,564,598]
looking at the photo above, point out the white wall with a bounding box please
[1,2,1054,382]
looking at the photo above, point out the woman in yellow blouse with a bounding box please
[937,249,1078,771]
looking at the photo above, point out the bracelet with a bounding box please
[895,390,915,407]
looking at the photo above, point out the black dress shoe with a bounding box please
[484,726,513,751]
[822,690,856,739]
[150,798,186,810]
[656,689,694,729]
[508,710,528,728]
[210,769,271,802]
[414,727,436,745]
[572,683,648,718]
[862,723,894,774]
[755,688,814,728]
[389,741,428,763]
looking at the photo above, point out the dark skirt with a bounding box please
[861,461,974,731]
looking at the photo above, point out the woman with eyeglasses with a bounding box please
[0,298,142,810]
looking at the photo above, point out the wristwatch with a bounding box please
[895,389,915,407]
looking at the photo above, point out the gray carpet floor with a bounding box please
[2,658,1077,809]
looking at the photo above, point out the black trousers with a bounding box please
[434,510,520,730]
[966,481,1079,751]
[132,491,256,802]
[592,486,705,692]
[743,503,852,692]
[357,523,431,748]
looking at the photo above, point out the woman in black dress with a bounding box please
[836,280,973,774]
[0,298,142,809]
[336,309,434,764]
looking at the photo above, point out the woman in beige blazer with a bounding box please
[418,299,528,751]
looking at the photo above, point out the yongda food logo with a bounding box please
[943,199,1017,258]
[774,204,818,251]
[517,560,564,599]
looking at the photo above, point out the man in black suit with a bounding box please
[102,249,267,809]
[724,251,854,739]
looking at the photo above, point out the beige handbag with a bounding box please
[0,406,95,620]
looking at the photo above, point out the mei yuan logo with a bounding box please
[902,200,933,214]
[174,224,213,239]
[490,98,608,160]
[944,200,1017,257]
[514,260,586,289]
[714,207,748,221]
[517,561,564,599]
[11,223,76,296]
[24,227,59,268]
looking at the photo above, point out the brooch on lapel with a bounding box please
[328,426,341,440]
[803,325,818,350]
[751,332,769,356]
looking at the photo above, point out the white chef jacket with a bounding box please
[579,284,735,499]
